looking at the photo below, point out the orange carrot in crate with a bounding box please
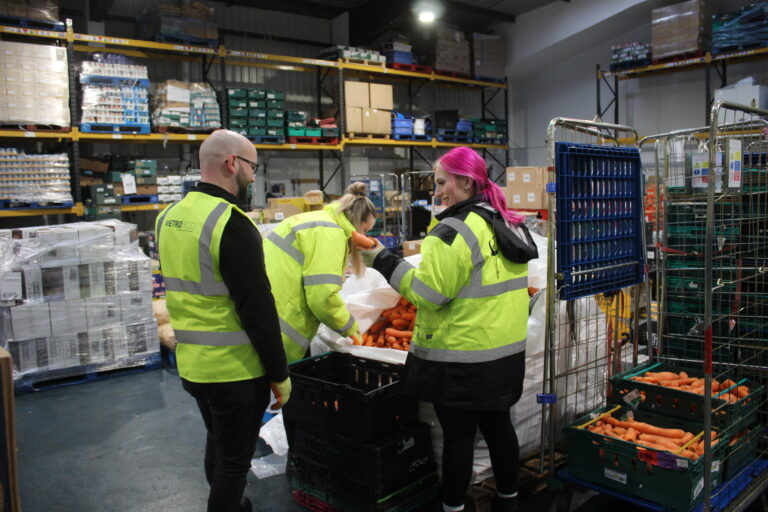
[626,421,685,439]
[385,328,413,338]
[369,318,388,334]
[351,231,378,250]
[392,318,409,329]
[625,428,638,442]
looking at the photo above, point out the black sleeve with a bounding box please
[219,211,288,382]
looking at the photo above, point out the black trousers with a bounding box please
[433,405,520,508]
[182,377,271,512]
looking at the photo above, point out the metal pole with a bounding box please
[544,120,559,476]
[613,75,619,125]
[596,65,601,119]
[504,77,510,168]
[66,19,81,206]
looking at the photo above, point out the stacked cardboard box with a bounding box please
[0,41,69,127]
[157,174,183,203]
[227,88,285,139]
[152,80,221,131]
[503,167,548,210]
[319,45,386,64]
[0,148,71,205]
[136,4,217,43]
[0,0,59,21]
[651,0,710,60]
[472,34,505,80]
[412,26,470,75]
[344,81,393,135]
[0,220,159,387]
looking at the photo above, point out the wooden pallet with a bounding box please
[340,57,386,68]
[389,62,433,74]
[434,69,471,79]
[0,123,70,132]
[288,136,339,145]
[651,50,706,65]
[155,125,216,134]
[346,133,390,139]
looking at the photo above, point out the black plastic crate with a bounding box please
[288,454,439,512]
[283,352,417,442]
[292,421,435,496]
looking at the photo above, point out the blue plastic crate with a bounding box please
[456,120,473,132]
[392,127,414,136]
[554,142,644,300]
[383,50,415,65]
[376,235,400,249]
[80,75,150,88]
[392,119,413,129]
[80,122,151,134]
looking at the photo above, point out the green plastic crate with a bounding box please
[321,128,339,137]
[227,88,248,98]
[249,110,267,119]
[248,89,266,99]
[248,100,266,109]
[305,128,322,137]
[265,90,285,100]
[565,404,729,512]
[286,111,306,121]
[248,118,266,127]
[724,427,762,480]
[287,128,306,137]
[267,119,284,128]
[267,100,284,110]
[229,99,248,108]
[228,108,249,119]
[611,361,763,433]
[267,110,285,120]
[266,128,285,136]
[248,128,267,136]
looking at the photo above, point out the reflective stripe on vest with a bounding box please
[267,220,342,265]
[175,329,251,346]
[279,317,311,350]
[303,274,343,286]
[410,337,526,363]
[163,202,230,297]
[335,314,355,335]
[441,217,528,299]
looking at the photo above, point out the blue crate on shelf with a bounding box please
[122,194,158,205]
[393,127,414,136]
[456,120,473,132]
[375,235,400,249]
[554,142,644,300]
[392,119,413,130]
[383,50,416,65]
[80,75,150,88]
[80,122,151,134]
[393,133,430,141]
[0,14,65,31]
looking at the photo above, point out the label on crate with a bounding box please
[726,140,742,189]
[121,173,137,195]
[604,468,627,485]
[676,457,689,469]
[693,477,704,499]
[622,389,642,409]
[712,459,720,473]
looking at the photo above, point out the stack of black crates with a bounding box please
[283,352,439,511]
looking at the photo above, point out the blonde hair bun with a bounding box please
[346,182,367,197]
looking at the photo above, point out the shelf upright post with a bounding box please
[220,44,229,129]
[317,67,324,193]
[504,76,509,169]
[65,18,81,207]
[337,65,346,193]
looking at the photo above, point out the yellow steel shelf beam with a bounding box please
[73,33,217,55]
[0,129,72,140]
[0,202,83,217]
[0,25,65,40]
[343,137,508,150]
[121,203,169,212]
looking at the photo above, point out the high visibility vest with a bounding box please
[263,204,356,362]
[156,191,265,382]
[390,210,528,362]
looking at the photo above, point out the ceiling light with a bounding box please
[418,10,435,23]
[413,0,443,24]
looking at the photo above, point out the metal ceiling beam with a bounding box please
[444,1,516,23]
[223,0,346,19]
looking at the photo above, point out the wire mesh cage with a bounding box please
[641,102,768,511]
[540,118,650,475]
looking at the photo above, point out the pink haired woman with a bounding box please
[362,147,538,512]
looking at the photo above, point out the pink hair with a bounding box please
[436,147,524,225]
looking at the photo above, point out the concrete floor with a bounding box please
[14,367,765,512]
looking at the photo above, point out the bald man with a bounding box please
[156,130,289,512]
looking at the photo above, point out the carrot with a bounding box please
[736,386,750,399]
[613,427,627,436]
[676,377,697,386]
[392,343,403,350]
[401,311,416,321]
[386,336,397,344]
[392,318,409,329]
[398,297,409,307]
[626,421,685,439]
[369,318,388,334]
[721,379,737,390]
[679,371,689,379]
[385,328,413,338]
[351,231,377,250]
[604,416,632,429]
[408,315,416,331]
[680,432,694,445]
[638,434,683,450]
[363,338,373,347]
[659,379,681,387]
[624,428,637,442]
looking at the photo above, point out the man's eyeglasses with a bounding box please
[233,155,258,174]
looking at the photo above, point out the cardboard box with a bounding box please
[0,271,22,303]
[0,346,21,512]
[362,108,391,134]
[472,34,506,80]
[303,189,323,206]
[42,265,80,302]
[49,300,87,335]
[78,263,106,299]
[344,81,369,108]
[369,83,393,110]
[85,296,121,330]
[10,303,51,339]
[262,204,302,222]
[345,106,363,133]
[651,0,709,60]
[504,167,548,210]
[120,292,153,325]
[403,239,424,257]
[79,157,109,174]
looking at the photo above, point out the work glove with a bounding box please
[360,240,386,267]
[270,377,292,410]
[341,320,362,344]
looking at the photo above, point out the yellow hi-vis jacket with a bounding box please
[263,203,357,362]
[156,191,265,382]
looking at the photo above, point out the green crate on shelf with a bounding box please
[227,88,248,99]
[265,90,285,100]
[565,404,729,512]
[248,100,266,109]
[267,110,285,120]
[248,127,267,136]
[249,110,267,119]
[267,100,284,110]
[267,119,284,128]
[305,128,322,137]
[286,111,306,121]
[229,98,248,108]
[287,128,306,137]
[248,89,266,99]
[229,108,249,118]
[287,121,305,129]
[229,120,248,129]
[266,128,285,136]
[321,128,339,137]
[248,118,267,127]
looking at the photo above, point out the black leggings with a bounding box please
[433,405,520,508]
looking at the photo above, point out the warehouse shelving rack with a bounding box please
[0,20,509,221]
[596,46,768,125]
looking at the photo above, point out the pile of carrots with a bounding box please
[629,370,751,403]
[587,414,719,460]
[355,297,416,351]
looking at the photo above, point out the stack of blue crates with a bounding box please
[383,51,416,65]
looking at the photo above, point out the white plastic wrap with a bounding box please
[0,220,160,384]
[0,148,72,204]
